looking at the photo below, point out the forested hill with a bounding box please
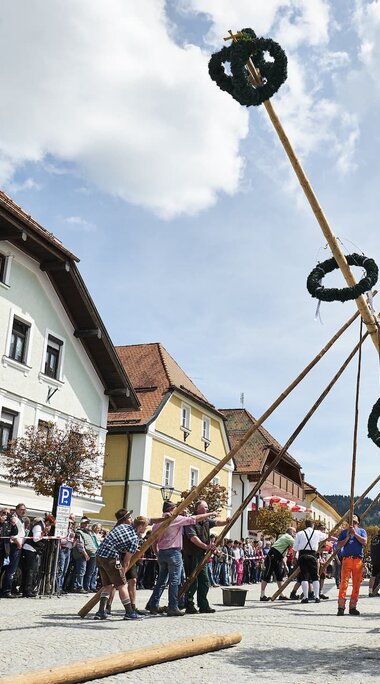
[324,495,380,526]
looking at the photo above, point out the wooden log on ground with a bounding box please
[0,632,242,684]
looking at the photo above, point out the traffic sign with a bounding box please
[58,485,73,507]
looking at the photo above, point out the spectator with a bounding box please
[72,517,97,593]
[0,509,18,578]
[57,514,76,594]
[1,503,26,598]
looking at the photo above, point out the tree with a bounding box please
[180,482,229,514]
[3,423,104,515]
[255,507,293,538]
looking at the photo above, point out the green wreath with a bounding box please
[368,399,380,448]
[208,28,287,107]
[306,253,378,303]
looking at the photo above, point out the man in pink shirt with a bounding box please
[147,500,217,616]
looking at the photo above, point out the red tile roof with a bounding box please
[219,408,300,474]
[108,343,221,428]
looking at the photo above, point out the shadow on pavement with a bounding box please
[221,645,380,677]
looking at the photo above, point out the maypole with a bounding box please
[221,30,379,351]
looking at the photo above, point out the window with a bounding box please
[0,409,17,452]
[202,416,211,442]
[190,467,199,489]
[9,319,30,364]
[163,458,174,487]
[212,476,219,486]
[181,403,191,431]
[44,334,63,379]
[0,253,6,283]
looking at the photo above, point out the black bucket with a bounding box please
[222,588,248,607]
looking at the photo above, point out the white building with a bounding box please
[0,191,138,516]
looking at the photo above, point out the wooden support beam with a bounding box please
[40,260,70,272]
[105,387,130,397]
[0,633,242,684]
[179,331,368,597]
[74,328,102,339]
[78,310,363,617]
[270,472,380,600]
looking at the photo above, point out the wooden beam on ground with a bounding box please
[179,332,368,596]
[271,473,380,600]
[0,632,242,684]
[243,54,380,352]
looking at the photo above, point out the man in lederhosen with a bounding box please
[293,520,328,604]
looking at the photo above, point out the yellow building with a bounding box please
[94,343,232,524]
[304,481,341,531]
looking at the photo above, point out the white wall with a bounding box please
[0,242,108,514]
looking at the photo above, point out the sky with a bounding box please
[0,0,379,496]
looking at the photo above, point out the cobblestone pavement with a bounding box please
[1,581,380,684]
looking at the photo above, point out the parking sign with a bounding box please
[58,485,73,507]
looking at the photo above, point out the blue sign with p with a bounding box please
[58,485,73,507]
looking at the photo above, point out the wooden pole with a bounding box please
[271,472,380,600]
[0,632,242,684]
[320,491,380,574]
[349,319,364,524]
[179,332,368,596]
[242,53,380,352]
[79,310,361,616]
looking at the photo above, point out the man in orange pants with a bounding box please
[336,514,367,616]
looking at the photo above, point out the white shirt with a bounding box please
[293,528,327,553]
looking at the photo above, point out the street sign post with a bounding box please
[55,485,73,538]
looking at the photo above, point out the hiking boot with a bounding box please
[278,595,289,601]
[301,598,309,604]
[134,607,150,616]
[123,611,143,620]
[94,610,108,620]
[289,592,300,600]
[314,598,321,603]
[349,607,360,616]
[260,596,270,602]
[185,604,199,614]
[199,606,216,613]
[320,593,329,600]
[166,608,186,616]
[337,607,345,616]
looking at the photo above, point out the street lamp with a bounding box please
[160,485,174,501]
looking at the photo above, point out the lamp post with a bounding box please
[160,485,174,501]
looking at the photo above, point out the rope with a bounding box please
[349,318,364,525]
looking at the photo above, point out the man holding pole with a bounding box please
[260,527,296,601]
[336,514,367,616]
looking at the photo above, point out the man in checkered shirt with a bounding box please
[95,516,148,621]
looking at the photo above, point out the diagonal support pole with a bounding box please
[179,331,368,598]
[271,471,380,600]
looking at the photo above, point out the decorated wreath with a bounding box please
[368,399,380,448]
[208,28,288,107]
[306,253,378,303]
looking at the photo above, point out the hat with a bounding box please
[115,509,133,523]
[162,500,176,513]
[352,514,360,523]
[80,516,91,524]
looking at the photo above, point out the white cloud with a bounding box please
[5,177,42,193]
[0,0,248,218]
[63,216,97,233]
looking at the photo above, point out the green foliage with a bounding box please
[324,494,380,527]
[180,483,229,514]
[4,423,103,512]
[255,507,293,538]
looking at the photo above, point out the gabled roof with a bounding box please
[0,191,138,410]
[108,342,224,430]
[219,408,301,474]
